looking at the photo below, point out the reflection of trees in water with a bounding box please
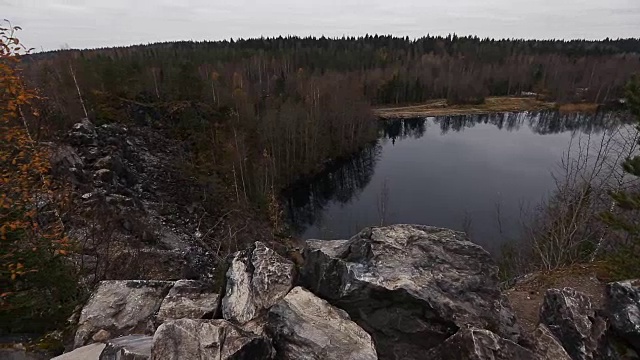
[381,117,428,142]
[284,143,382,235]
[287,111,627,236]
[381,111,625,140]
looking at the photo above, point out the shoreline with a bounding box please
[374,97,598,119]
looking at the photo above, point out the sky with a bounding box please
[3,0,640,51]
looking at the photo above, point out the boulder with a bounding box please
[92,330,112,343]
[539,288,607,360]
[94,169,114,183]
[150,319,274,360]
[300,224,521,359]
[266,286,377,360]
[69,119,97,146]
[531,324,572,360]
[95,155,126,177]
[606,280,640,352]
[51,145,84,173]
[51,343,106,360]
[424,328,536,360]
[222,242,294,325]
[74,280,173,348]
[156,280,219,323]
[100,335,153,360]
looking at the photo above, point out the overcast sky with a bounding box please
[4,0,640,51]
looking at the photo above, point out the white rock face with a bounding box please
[99,335,153,360]
[301,224,522,359]
[606,279,640,353]
[74,280,173,348]
[156,280,219,323]
[222,242,294,324]
[150,319,274,360]
[51,343,106,360]
[425,328,536,360]
[266,287,378,360]
[539,288,607,360]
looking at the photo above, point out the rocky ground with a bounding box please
[48,119,276,285]
[5,224,640,360]
[506,264,608,333]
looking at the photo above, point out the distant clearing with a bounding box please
[373,97,597,118]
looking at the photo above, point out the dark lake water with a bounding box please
[284,111,623,255]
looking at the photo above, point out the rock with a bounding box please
[73,118,97,134]
[266,287,377,360]
[531,324,572,360]
[94,169,114,183]
[51,343,106,360]
[222,242,294,325]
[300,224,521,359]
[0,349,50,360]
[50,145,86,184]
[51,145,84,173]
[95,155,125,177]
[156,280,219,323]
[606,280,640,352]
[74,280,173,348]
[150,319,274,360]
[100,335,153,360]
[424,328,536,360]
[92,329,112,343]
[539,288,607,360]
[69,119,97,146]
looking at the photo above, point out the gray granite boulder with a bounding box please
[539,288,607,360]
[425,328,535,360]
[266,287,377,360]
[156,280,219,323]
[531,324,572,360]
[301,224,521,359]
[100,335,153,360]
[150,319,274,360]
[51,344,106,360]
[74,280,173,348]
[606,279,640,353]
[222,242,294,325]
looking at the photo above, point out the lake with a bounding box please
[284,111,624,255]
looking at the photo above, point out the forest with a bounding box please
[21,35,640,207]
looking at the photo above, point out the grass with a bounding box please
[557,102,600,114]
[374,96,597,118]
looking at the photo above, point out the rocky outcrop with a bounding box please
[64,224,640,360]
[222,242,294,325]
[424,328,536,360]
[100,335,153,360]
[301,224,521,359]
[55,119,218,282]
[266,287,377,360]
[606,279,640,353]
[539,288,607,360]
[74,280,173,348]
[156,280,219,324]
[150,319,274,360]
[531,325,572,360]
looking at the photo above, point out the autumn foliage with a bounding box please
[0,21,79,334]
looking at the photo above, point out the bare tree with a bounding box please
[506,121,640,276]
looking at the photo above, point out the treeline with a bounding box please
[22,35,640,207]
[27,35,640,110]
